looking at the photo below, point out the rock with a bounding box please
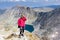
[0,27,40,40]
[0,34,4,40]
[4,30,40,40]
[0,37,4,40]
[24,30,40,40]
[0,30,13,39]
[42,36,50,40]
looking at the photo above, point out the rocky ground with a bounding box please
[0,26,40,40]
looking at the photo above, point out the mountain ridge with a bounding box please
[0,5,60,40]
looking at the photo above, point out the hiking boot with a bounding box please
[21,34,24,37]
[18,35,21,38]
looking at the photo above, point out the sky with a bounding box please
[0,0,60,9]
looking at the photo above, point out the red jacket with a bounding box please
[18,16,27,27]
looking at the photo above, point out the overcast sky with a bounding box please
[0,0,60,2]
[0,0,60,9]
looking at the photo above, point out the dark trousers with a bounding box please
[18,26,24,36]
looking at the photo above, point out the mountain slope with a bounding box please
[33,8,60,40]
[46,5,60,8]
[0,5,60,40]
[0,9,6,15]
[33,7,54,12]
[0,5,37,25]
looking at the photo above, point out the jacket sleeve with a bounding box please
[23,16,27,21]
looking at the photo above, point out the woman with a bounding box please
[18,15,27,37]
